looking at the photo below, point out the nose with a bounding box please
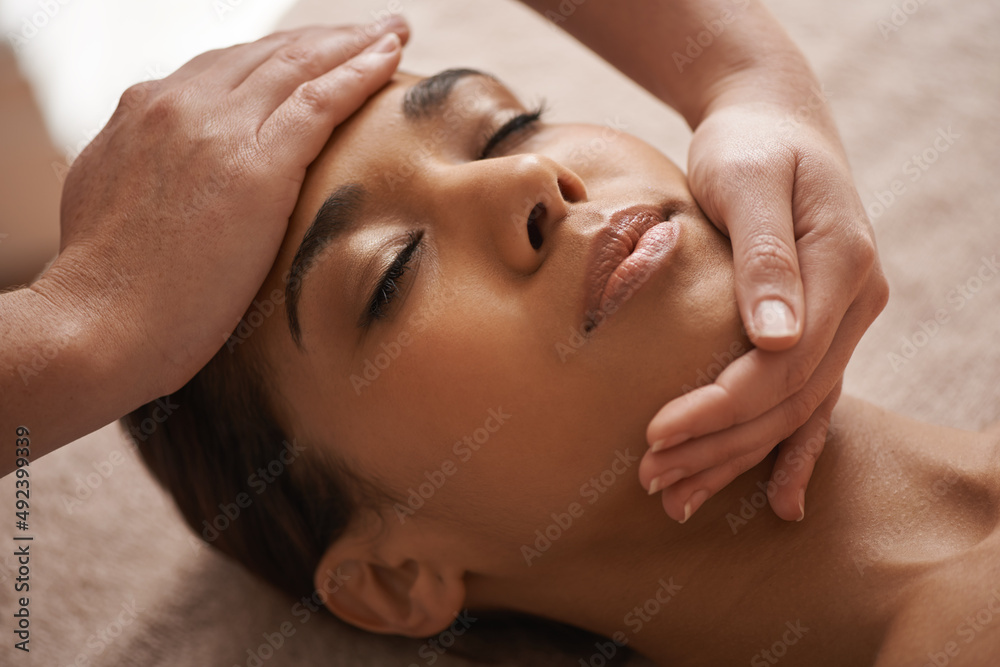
[477,153,588,274]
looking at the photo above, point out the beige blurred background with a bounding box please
[0,0,997,665]
[0,43,61,287]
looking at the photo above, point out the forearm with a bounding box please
[519,0,833,131]
[0,279,155,478]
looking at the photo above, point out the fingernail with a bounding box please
[754,299,796,339]
[648,469,685,495]
[796,489,806,521]
[679,489,709,524]
[367,32,400,54]
[651,432,689,453]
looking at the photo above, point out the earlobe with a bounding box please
[314,547,466,638]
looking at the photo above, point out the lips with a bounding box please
[581,204,680,332]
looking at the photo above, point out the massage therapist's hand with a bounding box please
[642,103,890,522]
[48,21,407,394]
[0,20,407,474]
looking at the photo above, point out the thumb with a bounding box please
[721,183,804,351]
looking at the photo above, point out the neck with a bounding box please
[474,396,1000,666]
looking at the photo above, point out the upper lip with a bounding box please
[581,203,669,329]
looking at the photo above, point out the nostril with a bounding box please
[527,203,545,250]
[557,174,586,203]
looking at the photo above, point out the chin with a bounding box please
[583,276,743,417]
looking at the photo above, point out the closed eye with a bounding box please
[360,230,423,327]
[477,103,546,160]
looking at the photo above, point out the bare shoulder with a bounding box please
[876,535,1000,666]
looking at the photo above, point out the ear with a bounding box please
[313,531,466,638]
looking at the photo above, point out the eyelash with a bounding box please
[361,104,545,327]
[477,102,546,160]
[364,230,424,326]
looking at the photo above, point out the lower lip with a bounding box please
[595,221,680,319]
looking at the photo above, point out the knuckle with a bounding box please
[718,142,791,177]
[337,59,369,83]
[784,387,822,431]
[191,47,224,64]
[783,355,814,396]
[836,212,878,268]
[275,44,314,67]
[708,383,740,428]
[744,232,799,280]
[725,450,762,481]
[851,229,878,273]
[869,265,891,311]
[143,88,186,126]
[291,79,328,113]
[874,273,890,313]
[117,81,158,113]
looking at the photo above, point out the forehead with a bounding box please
[293,70,521,216]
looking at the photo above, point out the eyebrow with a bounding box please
[285,183,366,346]
[402,67,495,119]
[284,68,500,346]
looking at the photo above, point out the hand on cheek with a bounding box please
[641,103,888,524]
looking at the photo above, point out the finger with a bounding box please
[107,31,309,117]
[170,29,304,85]
[257,32,403,167]
[641,393,803,511]
[646,247,846,453]
[643,298,872,525]
[647,284,873,459]
[767,378,842,521]
[643,288,875,486]
[646,211,885,453]
[235,20,407,116]
[646,241,883,455]
[720,161,805,351]
[177,18,409,90]
[652,450,768,524]
[646,346,831,456]
[642,404,787,494]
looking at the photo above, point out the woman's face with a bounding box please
[254,69,744,562]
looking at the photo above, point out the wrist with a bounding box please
[31,256,167,407]
[692,54,837,136]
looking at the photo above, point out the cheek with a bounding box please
[578,134,685,188]
[560,220,746,431]
[347,215,742,528]
[365,290,621,520]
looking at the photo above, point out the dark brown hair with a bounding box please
[122,330,366,602]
